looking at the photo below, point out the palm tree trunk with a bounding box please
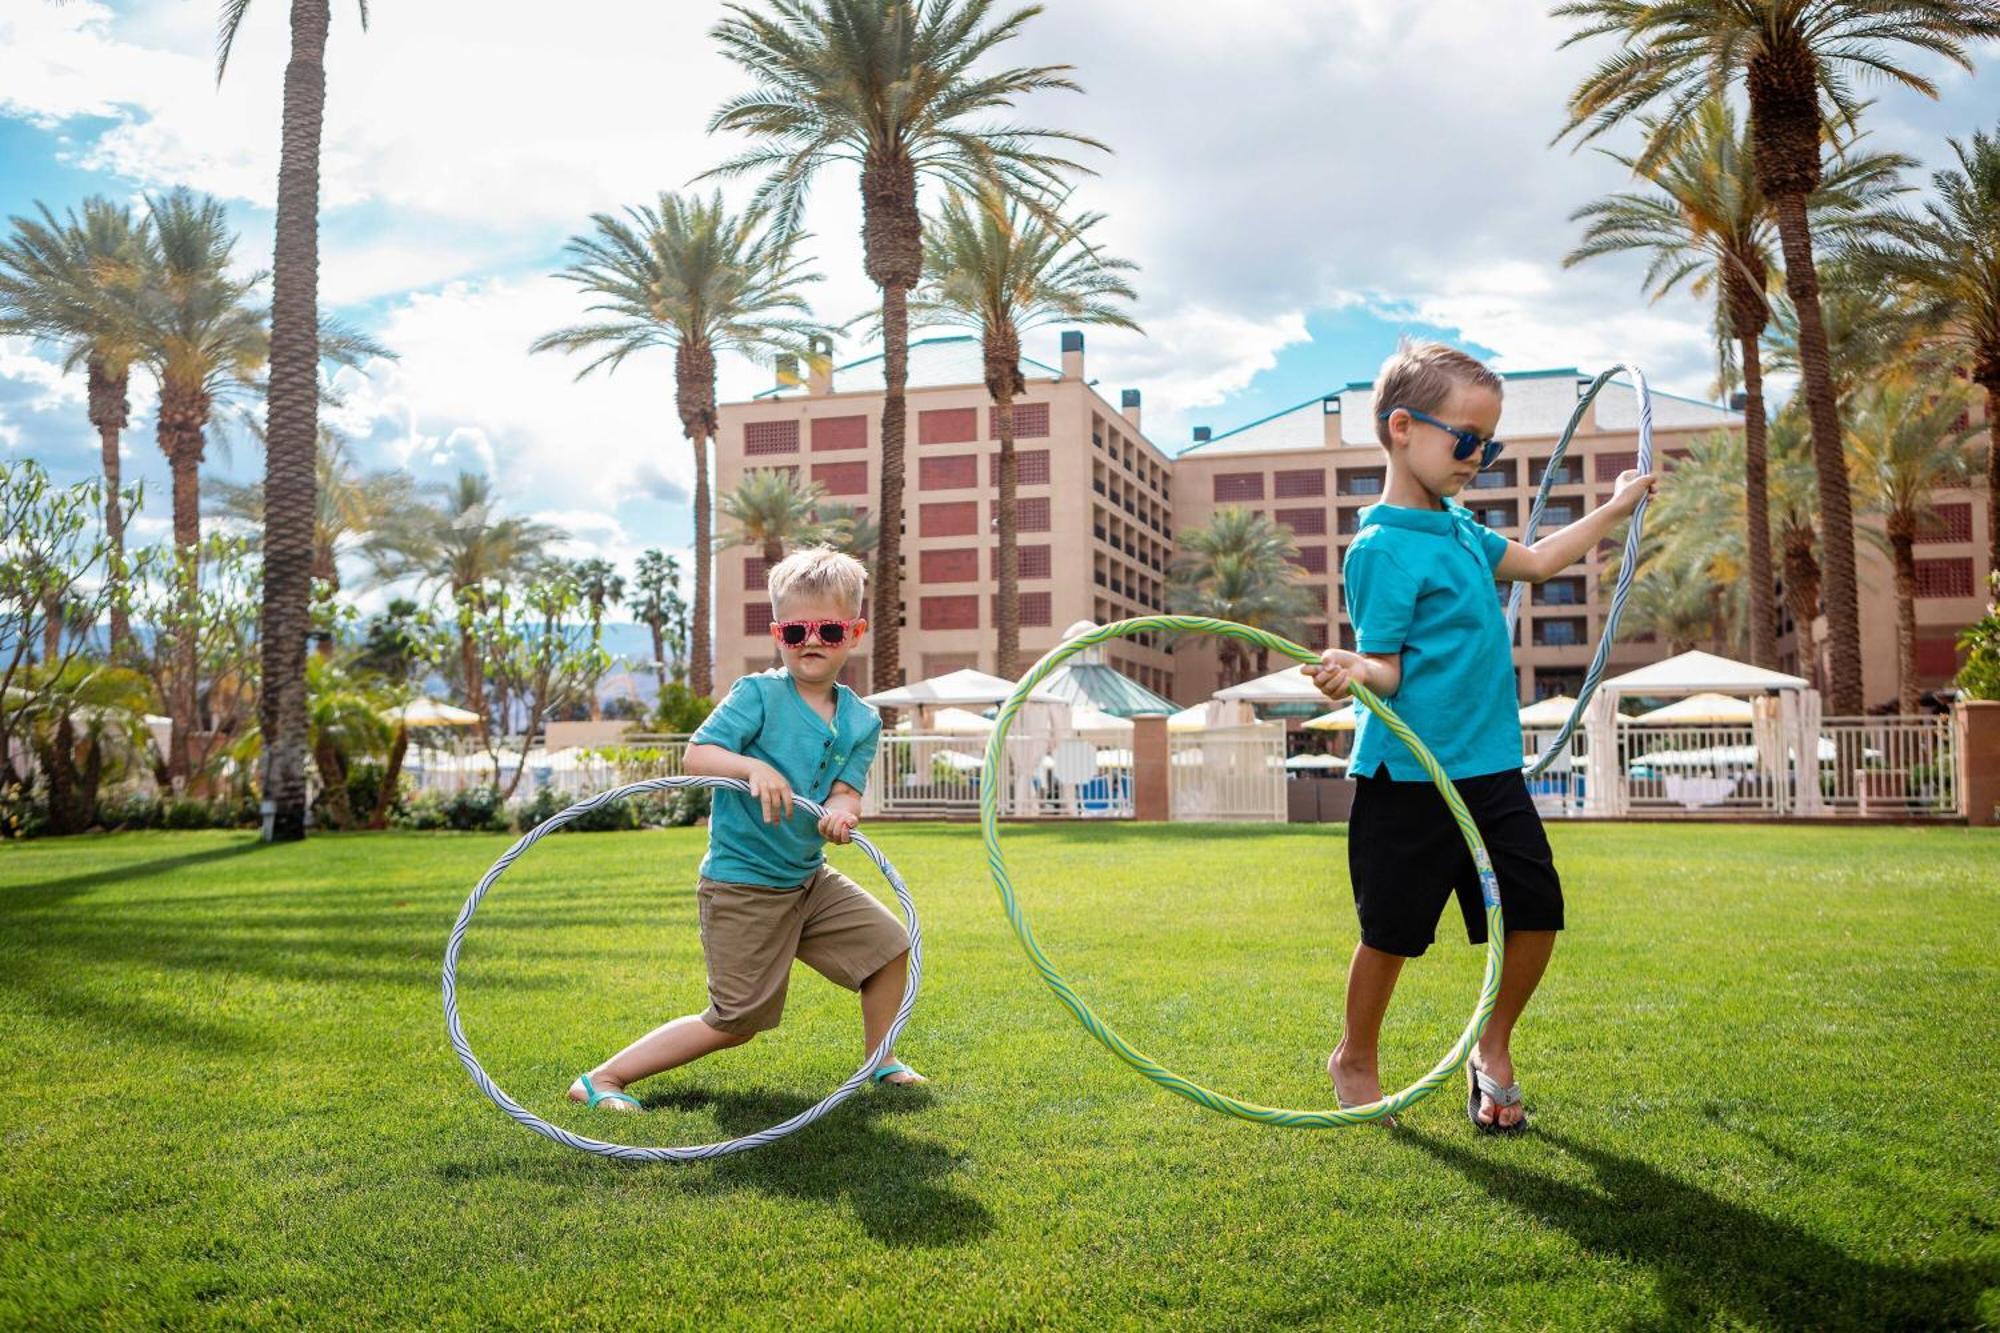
[159,380,208,791]
[1739,336,1777,669]
[990,333,1023,680]
[691,431,713,698]
[369,723,408,829]
[87,359,132,653]
[648,617,666,680]
[1781,524,1821,692]
[258,0,332,844]
[460,626,486,742]
[314,733,352,830]
[1769,191,1862,714]
[874,283,909,694]
[1889,524,1920,714]
[1983,380,1999,585]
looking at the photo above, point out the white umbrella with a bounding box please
[1286,752,1349,770]
[1519,694,1578,727]
[389,698,481,727]
[862,667,1062,708]
[1303,703,1361,732]
[1069,703,1134,735]
[1633,692,1756,725]
[894,706,994,736]
[1214,664,1333,704]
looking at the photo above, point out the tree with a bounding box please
[1555,0,2000,714]
[531,192,822,701]
[1564,97,1908,667]
[709,0,1103,692]
[720,469,829,566]
[1854,123,2000,578]
[1846,374,1981,711]
[126,536,264,795]
[0,198,149,652]
[568,556,626,720]
[815,503,880,563]
[1167,507,1319,685]
[468,571,609,801]
[907,186,1139,675]
[630,549,685,682]
[1623,430,1754,654]
[19,661,153,836]
[349,598,447,828]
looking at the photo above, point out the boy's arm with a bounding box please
[1494,469,1656,584]
[685,742,794,825]
[1304,650,1402,702]
[818,780,862,844]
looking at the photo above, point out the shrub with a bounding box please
[393,787,509,833]
[1,780,49,840]
[661,784,710,827]
[513,786,643,834]
[95,792,162,830]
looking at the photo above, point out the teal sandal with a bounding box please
[571,1073,642,1112]
[871,1061,924,1086]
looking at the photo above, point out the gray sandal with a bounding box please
[1466,1059,1528,1135]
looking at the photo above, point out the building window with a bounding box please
[1471,462,1517,490]
[1339,623,1357,651]
[1472,501,1517,531]
[1916,635,1962,677]
[1531,456,1582,486]
[810,415,867,451]
[743,601,773,635]
[919,453,978,490]
[994,544,1052,580]
[921,652,980,677]
[1534,616,1587,647]
[1594,451,1637,482]
[1919,502,1973,544]
[920,548,980,583]
[990,448,1051,486]
[1340,468,1385,497]
[1337,507,1364,535]
[1538,501,1581,528]
[811,460,868,495]
[991,401,1050,438]
[920,594,981,630]
[743,555,770,588]
[1288,545,1329,575]
[919,407,978,444]
[1016,496,1051,532]
[1310,584,1330,611]
[744,420,800,455]
[920,500,979,537]
[991,590,1053,627]
[1274,507,1328,536]
[1915,558,1975,598]
[1535,669,1584,700]
[1274,468,1327,499]
[1534,576,1587,606]
[1214,472,1265,502]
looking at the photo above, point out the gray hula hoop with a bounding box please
[442,775,922,1161]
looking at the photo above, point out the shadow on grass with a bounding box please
[443,1084,991,1250]
[1405,1126,1996,1330]
[0,838,267,913]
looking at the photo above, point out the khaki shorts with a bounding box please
[696,864,910,1035]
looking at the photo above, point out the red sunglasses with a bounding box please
[770,618,862,648]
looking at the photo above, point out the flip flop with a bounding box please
[570,1073,641,1113]
[1329,1053,1396,1126]
[1466,1057,1528,1135]
[871,1060,925,1086]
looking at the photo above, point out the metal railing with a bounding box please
[1815,714,1958,818]
[1170,724,1286,822]
[866,733,1135,819]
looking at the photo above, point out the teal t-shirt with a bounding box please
[1344,498,1523,782]
[691,669,882,887]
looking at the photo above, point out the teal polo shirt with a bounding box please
[1344,498,1523,782]
[691,669,882,887]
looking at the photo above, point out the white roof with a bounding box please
[1214,664,1332,704]
[1601,650,1808,695]
[863,668,1063,708]
[1519,694,1578,727]
[1632,692,1757,724]
[894,706,994,735]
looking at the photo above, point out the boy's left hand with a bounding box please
[818,809,860,845]
[1611,469,1657,515]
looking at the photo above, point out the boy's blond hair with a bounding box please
[767,545,867,617]
[1372,339,1504,449]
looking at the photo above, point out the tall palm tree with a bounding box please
[366,472,564,739]
[218,0,374,843]
[815,502,880,563]
[531,192,821,700]
[630,548,681,680]
[1554,0,2000,715]
[1854,123,2000,578]
[0,198,149,653]
[708,0,1103,693]
[1847,375,1981,711]
[1625,430,1754,654]
[1167,508,1318,685]
[720,470,829,566]
[907,187,1140,676]
[569,557,626,720]
[1564,98,1908,667]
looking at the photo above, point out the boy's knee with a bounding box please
[718,1030,755,1048]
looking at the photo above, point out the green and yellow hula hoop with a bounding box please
[979,616,1502,1127]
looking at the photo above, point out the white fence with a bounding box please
[403,737,690,798]
[1607,714,1958,818]
[865,734,1134,818]
[1816,715,1958,817]
[1170,724,1287,822]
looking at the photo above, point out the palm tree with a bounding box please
[531,193,821,701]
[1767,261,1938,400]
[1847,374,1981,711]
[217,0,374,842]
[907,187,1140,676]
[630,549,681,681]
[720,470,829,566]
[1854,123,2000,578]
[567,557,625,720]
[708,0,1104,693]
[1626,568,1731,653]
[1554,0,2000,715]
[815,502,880,563]
[1167,508,1319,685]
[1624,430,1754,654]
[366,472,564,739]
[1564,98,1908,667]
[0,198,149,653]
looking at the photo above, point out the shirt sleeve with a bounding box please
[836,714,881,793]
[690,675,764,752]
[1344,544,1421,654]
[1472,516,1509,570]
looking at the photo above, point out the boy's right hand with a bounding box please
[744,760,794,824]
[1301,649,1366,701]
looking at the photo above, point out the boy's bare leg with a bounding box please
[860,950,922,1083]
[1329,942,1406,1106]
[1471,929,1556,1129]
[569,1015,752,1104]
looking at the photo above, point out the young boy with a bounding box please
[568,545,921,1112]
[1307,341,1654,1133]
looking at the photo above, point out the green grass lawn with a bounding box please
[3,822,1997,1329]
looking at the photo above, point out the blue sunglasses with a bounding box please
[1377,405,1506,469]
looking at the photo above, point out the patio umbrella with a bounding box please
[388,698,481,727]
[1632,692,1756,725]
[1518,694,1578,728]
[1286,752,1349,771]
[1303,703,1360,732]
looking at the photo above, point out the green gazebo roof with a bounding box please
[1039,661,1177,718]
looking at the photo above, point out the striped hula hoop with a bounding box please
[1508,365,1655,776]
[980,617,1504,1127]
[443,775,922,1161]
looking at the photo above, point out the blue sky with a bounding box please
[4,0,1996,602]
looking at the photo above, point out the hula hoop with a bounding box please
[980,617,1503,1127]
[1509,365,1655,775]
[443,775,922,1161]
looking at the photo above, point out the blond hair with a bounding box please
[1372,339,1504,449]
[767,544,867,617]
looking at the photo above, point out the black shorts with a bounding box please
[1347,766,1564,958]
